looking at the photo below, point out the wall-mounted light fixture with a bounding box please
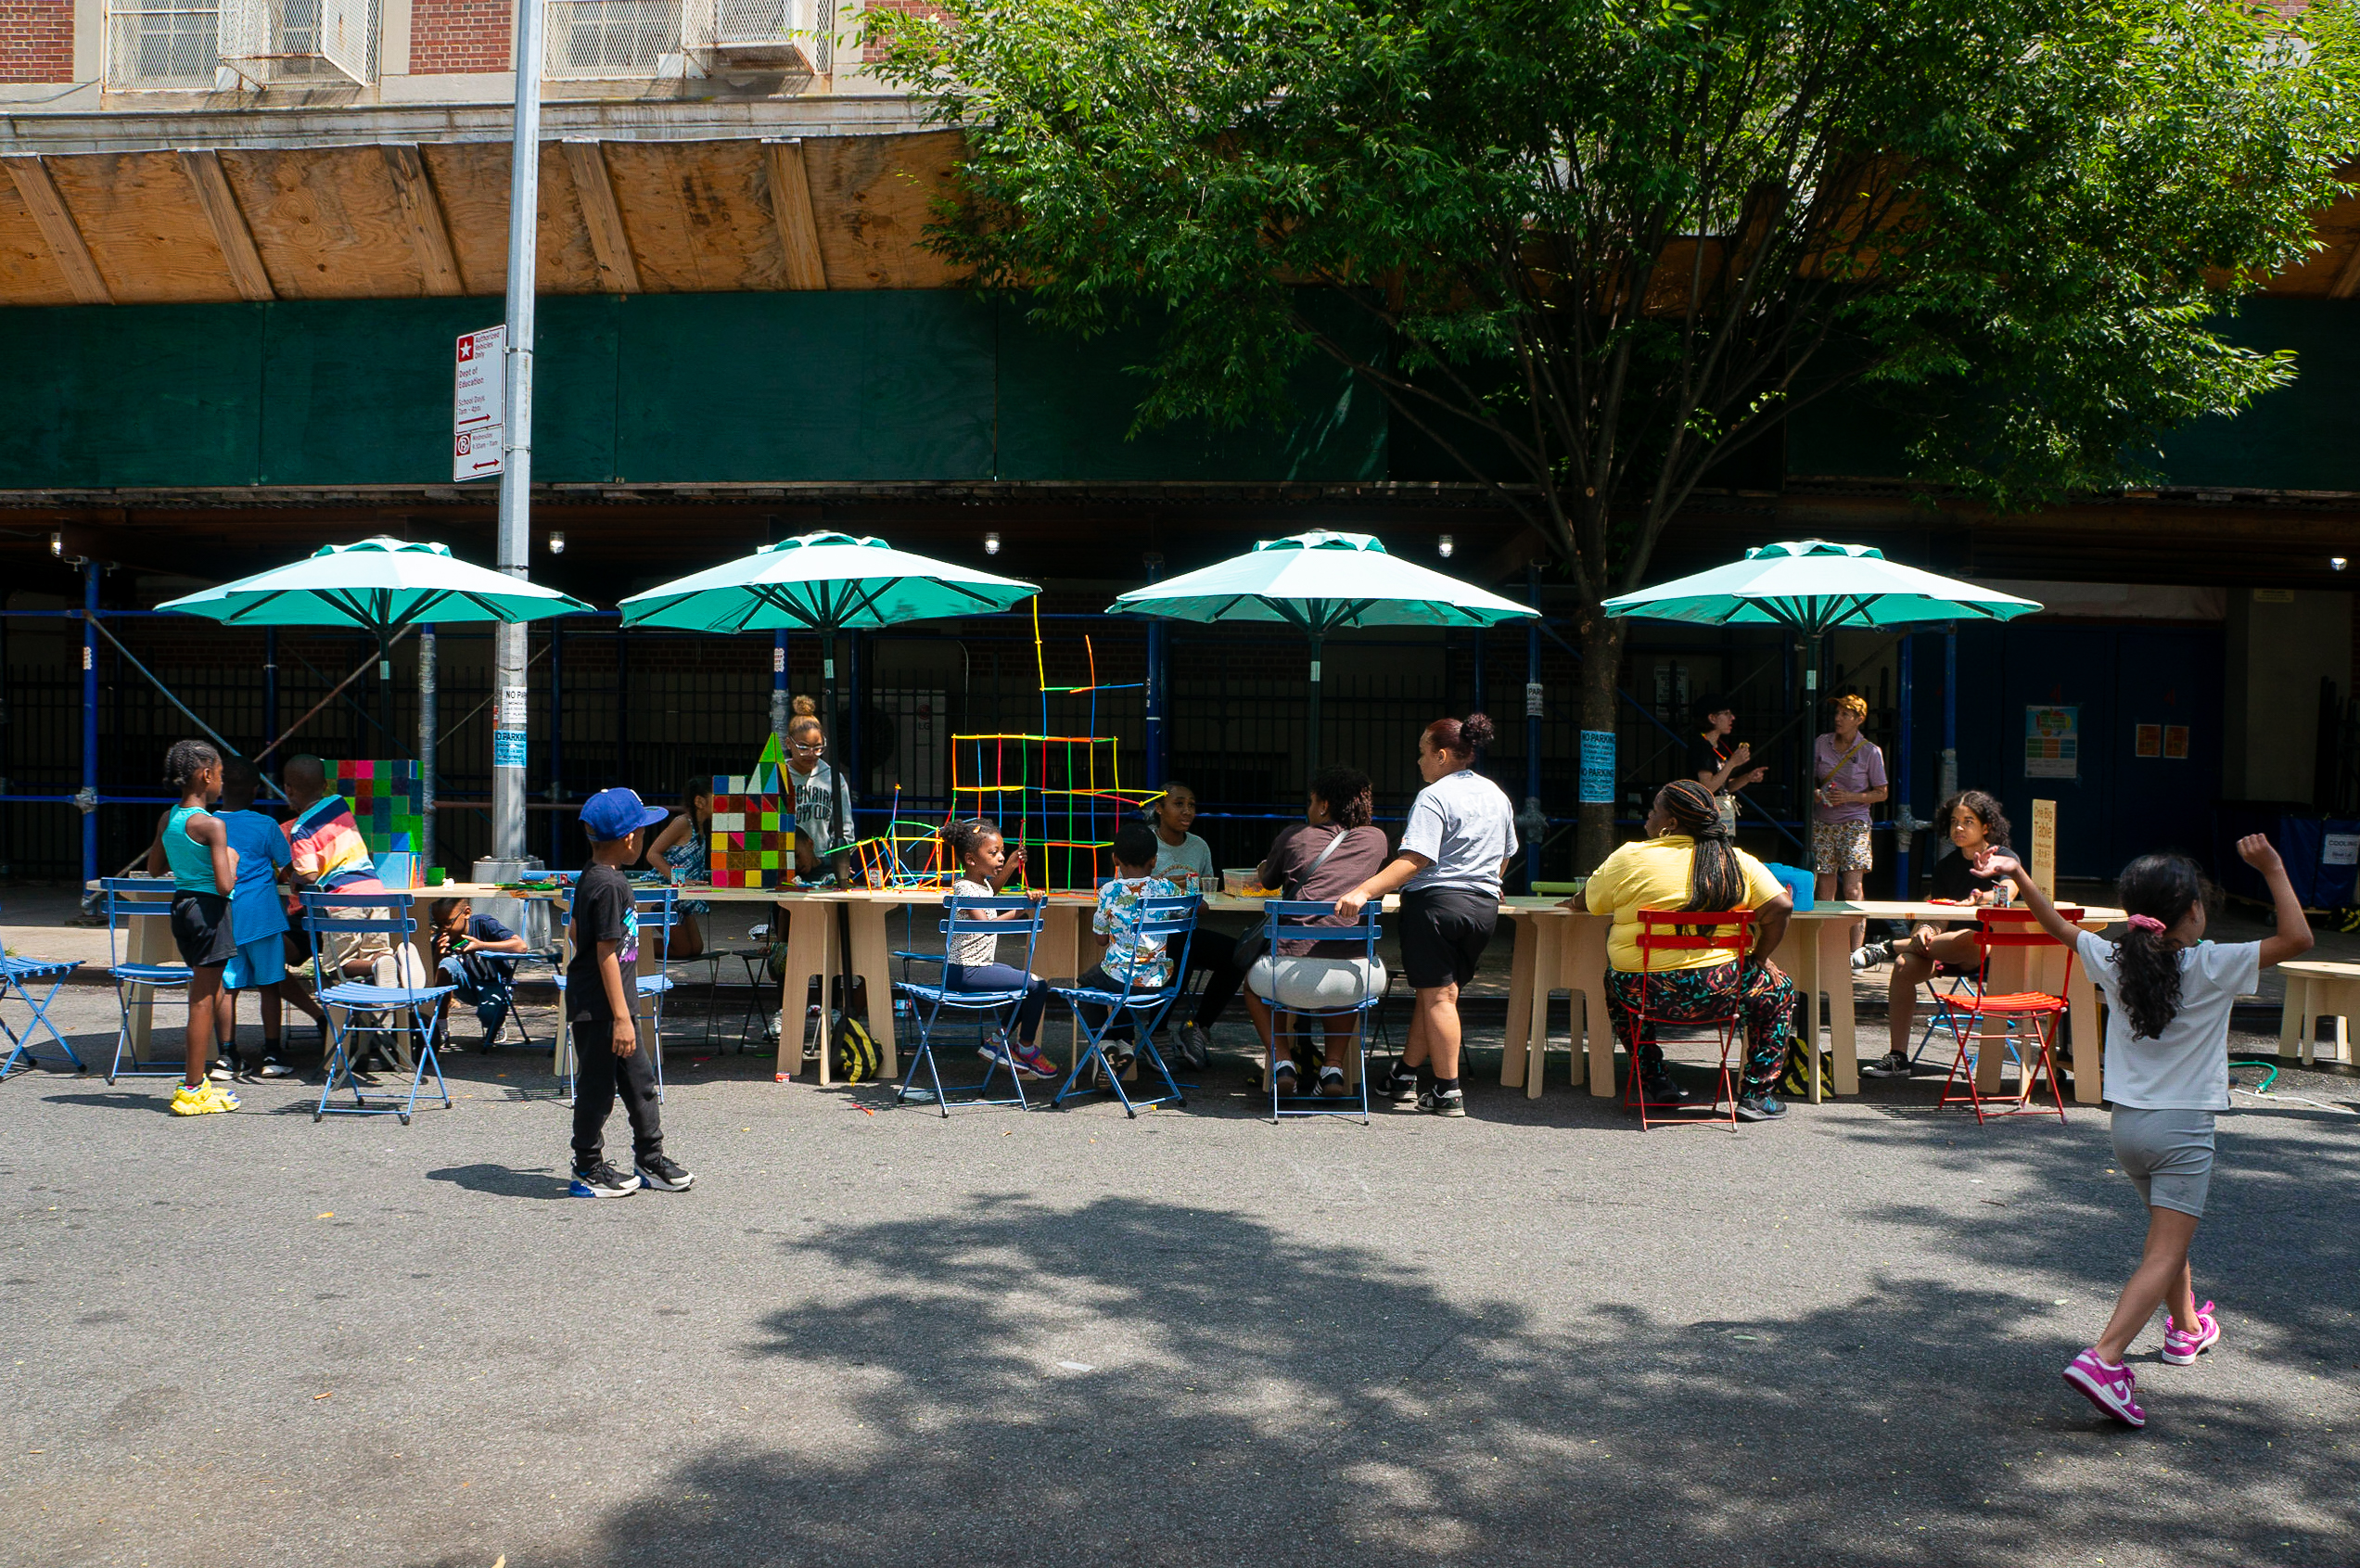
[548,530,567,555]
[49,532,63,557]
[1437,534,1456,559]
[984,532,1001,556]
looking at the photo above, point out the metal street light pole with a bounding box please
[491,0,544,862]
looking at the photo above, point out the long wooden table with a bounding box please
[1498,900,2124,1106]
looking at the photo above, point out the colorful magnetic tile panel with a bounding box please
[324,760,427,858]
[708,792,794,887]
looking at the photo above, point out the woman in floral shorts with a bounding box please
[1812,694,1887,951]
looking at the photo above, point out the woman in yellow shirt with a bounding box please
[1571,778,1797,1120]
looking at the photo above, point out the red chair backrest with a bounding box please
[1636,908,1755,974]
[1971,906,2083,996]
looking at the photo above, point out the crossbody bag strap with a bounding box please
[1818,735,1865,788]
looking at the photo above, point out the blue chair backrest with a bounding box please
[300,889,420,939]
[1098,892,1203,999]
[938,895,1046,970]
[1261,899,1382,961]
[100,877,177,967]
[631,885,680,932]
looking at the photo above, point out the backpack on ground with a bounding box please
[831,1012,881,1082]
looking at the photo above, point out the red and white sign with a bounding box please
[454,325,505,481]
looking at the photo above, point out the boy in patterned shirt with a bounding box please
[1074,822,1181,1074]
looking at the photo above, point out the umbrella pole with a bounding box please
[1307,631,1324,775]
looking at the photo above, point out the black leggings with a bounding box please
[1180,928,1244,1027]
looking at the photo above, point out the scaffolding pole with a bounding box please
[80,560,97,890]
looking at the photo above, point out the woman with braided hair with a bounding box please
[1570,777,1798,1120]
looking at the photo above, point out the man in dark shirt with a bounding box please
[568,787,696,1199]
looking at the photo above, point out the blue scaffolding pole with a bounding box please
[80,562,98,891]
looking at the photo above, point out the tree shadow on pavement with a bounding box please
[1832,1100,2360,1355]
[589,1194,2359,1568]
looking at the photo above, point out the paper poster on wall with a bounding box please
[1578,730,1616,806]
[2324,834,2360,868]
[2134,724,2162,759]
[2024,705,2079,780]
[2162,724,2189,760]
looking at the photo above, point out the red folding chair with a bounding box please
[1931,906,2080,1125]
[1623,908,1755,1130]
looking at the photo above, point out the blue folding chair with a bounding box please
[300,890,454,1125]
[99,877,193,1085]
[0,912,83,1077]
[890,895,1049,1115]
[1253,900,1384,1125]
[1050,893,1201,1117]
[554,884,679,1103]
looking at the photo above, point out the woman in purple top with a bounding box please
[1812,693,1888,950]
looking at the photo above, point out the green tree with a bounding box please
[875,0,2359,867]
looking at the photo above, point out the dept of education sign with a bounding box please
[453,325,504,482]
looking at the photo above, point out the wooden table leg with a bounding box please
[1566,915,1614,1097]
[1032,904,1083,1071]
[1501,911,1537,1090]
[1773,923,1818,1103]
[844,899,898,1077]
[1524,911,1559,1100]
[1819,920,1858,1096]
[773,897,833,1084]
[2277,973,2307,1063]
[126,894,170,1059]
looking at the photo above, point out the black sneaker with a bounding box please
[1418,1086,1467,1117]
[1269,1061,1298,1097]
[569,1161,640,1198]
[1860,1052,1912,1079]
[635,1154,695,1192]
[256,1054,294,1079]
[208,1054,241,1082]
[1638,1073,1692,1105]
[1735,1093,1788,1121]
[1381,1072,1421,1106]
[1850,939,1898,971]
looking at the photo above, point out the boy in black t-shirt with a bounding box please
[568,787,696,1199]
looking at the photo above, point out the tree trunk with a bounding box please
[1575,604,1626,873]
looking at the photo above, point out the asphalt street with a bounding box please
[2,986,2355,1567]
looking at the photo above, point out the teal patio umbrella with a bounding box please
[157,535,596,860]
[158,536,595,636]
[1602,539,2041,827]
[616,529,1041,743]
[1600,540,2042,634]
[1106,529,1539,770]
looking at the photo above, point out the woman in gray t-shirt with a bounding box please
[1336,714,1516,1118]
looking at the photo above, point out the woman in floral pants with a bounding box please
[1573,779,1798,1121]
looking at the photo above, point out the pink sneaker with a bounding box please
[2162,1302,2221,1365]
[2063,1348,2146,1427]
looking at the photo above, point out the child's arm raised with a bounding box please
[2238,834,2315,969]
[1968,848,2083,950]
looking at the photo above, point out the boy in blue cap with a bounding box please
[569,786,695,1199]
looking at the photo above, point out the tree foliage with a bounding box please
[876,0,2358,594]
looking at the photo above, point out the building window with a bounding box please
[545,0,682,80]
[219,0,376,83]
[106,0,223,89]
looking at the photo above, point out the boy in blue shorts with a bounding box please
[212,759,294,1078]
